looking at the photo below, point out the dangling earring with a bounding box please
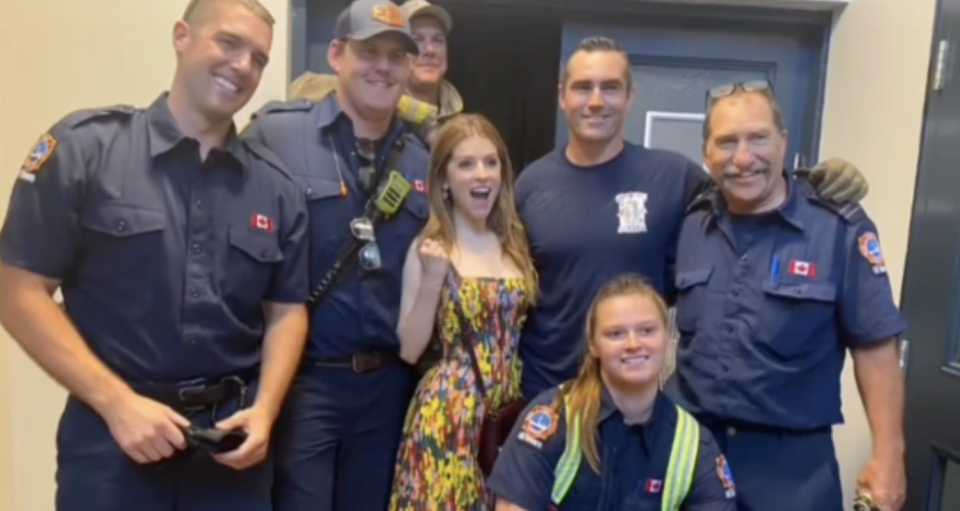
[442,185,450,201]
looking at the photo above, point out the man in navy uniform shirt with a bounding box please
[241,0,429,509]
[515,36,871,400]
[665,81,906,511]
[0,1,309,510]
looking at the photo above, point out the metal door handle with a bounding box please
[899,338,910,376]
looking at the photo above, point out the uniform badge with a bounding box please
[715,455,736,499]
[858,232,887,275]
[615,191,648,234]
[788,260,816,277]
[517,405,558,449]
[643,478,663,494]
[251,213,275,232]
[19,133,58,183]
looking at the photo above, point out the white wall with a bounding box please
[822,0,937,505]
[0,0,937,509]
[0,1,289,510]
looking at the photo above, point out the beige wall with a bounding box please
[822,0,937,504]
[0,0,937,509]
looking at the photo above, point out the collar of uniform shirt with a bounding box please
[707,170,806,231]
[316,93,406,143]
[146,92,245,172]
[598,386,667,457]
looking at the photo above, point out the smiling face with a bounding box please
[409,16,448,89]
[588,292,668,389]
[559,48,633,146]
[329,33,412,121]
[704,91,789,214]
[173,1,272,122]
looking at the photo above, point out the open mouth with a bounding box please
[469,186,491,200]
[365,80,394,89]
[725,168,768,180]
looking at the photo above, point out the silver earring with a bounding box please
[442,186,450,200]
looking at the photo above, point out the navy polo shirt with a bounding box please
[242,95,430,360]
[0,93,310,383]
[488,385,737,511]
[665,175,907,430]
[516,142,709,398]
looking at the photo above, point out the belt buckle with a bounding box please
[177,384,209,412]
[351,352,380,373]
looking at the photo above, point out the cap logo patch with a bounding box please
[371,4,404,27]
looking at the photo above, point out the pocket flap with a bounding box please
[675,268,713,290]
[296,175,342,201]
[763,281,837,302]
[229,227,283,263]
[81,202,166,237]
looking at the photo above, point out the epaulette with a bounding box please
[806,195,867,224]
[253,99,312,119]
[59,104,137,130]
[685,187,716,214]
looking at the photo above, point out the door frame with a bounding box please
[898,0,960,507]
[290,0,834,167]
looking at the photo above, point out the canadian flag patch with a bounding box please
[413,180,427,193]
[788,260,816,277]
[251,214,275,232]
[644,479,663,494]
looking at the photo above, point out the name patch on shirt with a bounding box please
[858,232,887,275]
[715,455,736,499]
[517,405,558,449]
[19,133,58,183]
[615,191,648,234]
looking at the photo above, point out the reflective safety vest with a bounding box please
[550,395,701,511]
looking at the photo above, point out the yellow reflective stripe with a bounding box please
[661,406,700,511]
[551,397,581,505]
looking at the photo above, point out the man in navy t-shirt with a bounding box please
[516,36,870,400]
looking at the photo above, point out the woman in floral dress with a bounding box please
[389,114,538,511]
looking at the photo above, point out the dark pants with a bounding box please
[272,361,416,511]
[55,384,271,511]
[708,425,843,511]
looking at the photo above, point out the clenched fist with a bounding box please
[419,238,450,284]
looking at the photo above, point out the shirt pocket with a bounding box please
[223,226,283,309]
[79,201,166,281]
[673,268,713,334]
[759,280,837,359]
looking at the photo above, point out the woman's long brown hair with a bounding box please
[419,114,538,301]
[553,274,669,473]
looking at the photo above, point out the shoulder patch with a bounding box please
[18,133,58,182]
[517,405,559,449]
[715,455,736,499]
[857,231,888,275]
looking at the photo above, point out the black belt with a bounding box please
[133,374,252,411]
[310,350,398,373]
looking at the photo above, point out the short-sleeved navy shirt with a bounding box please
[488,385,737,511]
[0,93,310,383]
[516,143,709,398]
[665,176,907,430]
[242,95,430,360]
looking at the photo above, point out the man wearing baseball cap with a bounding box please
[289,0,463,145]
[241,0,430,510]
